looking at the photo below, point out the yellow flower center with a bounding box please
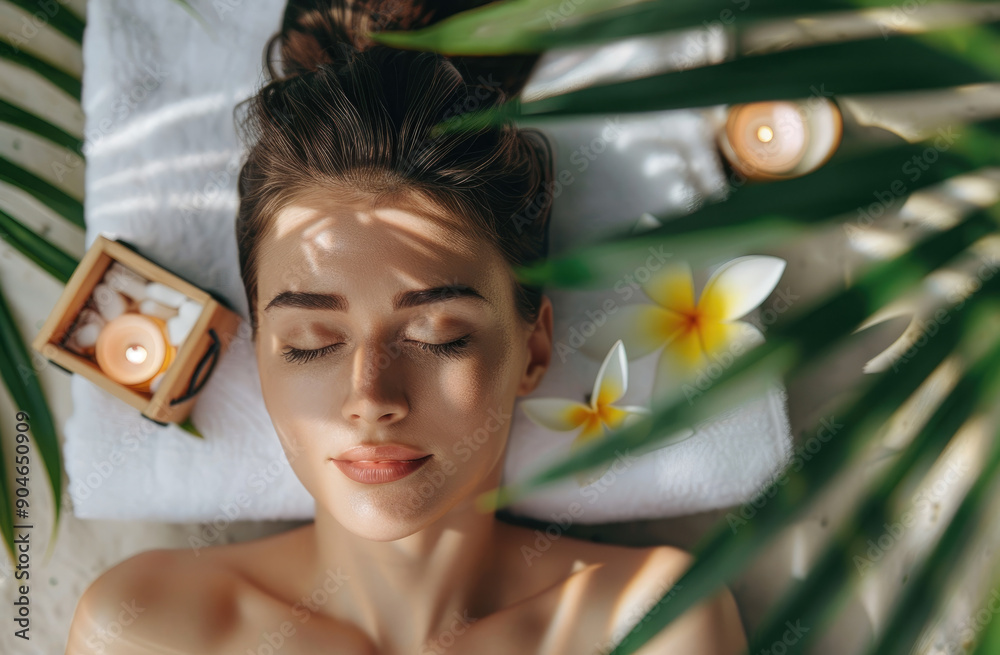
[681,310,702,332]
[661,305,729,368]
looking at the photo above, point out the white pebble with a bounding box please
[64,334,90,356]
[65,324,99,355]
[92,283,127,320]
[74,322,103,349]
[145,282,188,309]
[139,299,179,320]
[64,308,105,355]
[78,307,107,329]
[179,299,203,320]
[103,262,148,301]
[167,312,199,347]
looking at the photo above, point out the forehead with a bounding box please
[256,191,510,309]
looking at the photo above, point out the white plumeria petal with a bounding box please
[641,260,696,313]
[591,339,628,409]
[698,255,787,321]
[650,320,766,402]
[650,330,709,403]
[603,405,652,431]
[573,416,606,446]
[519,398,591,432]
[577,304,685,362]
[617,405,652,416]
[727,320,767,351]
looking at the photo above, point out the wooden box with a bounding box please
[32,235,243,425]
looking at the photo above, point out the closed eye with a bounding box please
[407,334,472,359]
[281,342,344,365]
[281,334,473,365]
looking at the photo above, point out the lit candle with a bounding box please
[719,98,843,180]
[95,313,176,392]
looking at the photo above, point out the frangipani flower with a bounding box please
[519,340,650,486]
[581,256,787,401]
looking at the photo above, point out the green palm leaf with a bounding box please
[0,283,63,563]
[5,0,84,45]
[435,27,999,131]
[604,269,1000,655]
[0,0,87,565]
[972,569,1000,654]
[0,208,78,281]
[0,98,84,156]
[0,154,84,228]
[0,39,81,100]
[749,312,1000,653]
[862,399,1000,655]
[514,130,997,286]
[369,0,996,54]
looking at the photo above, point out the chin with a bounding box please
[340,517,427,542]
[320,478,466,541]
[329,501,451,541]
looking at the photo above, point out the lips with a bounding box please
[331,444,432,484]
[335,444,430,462]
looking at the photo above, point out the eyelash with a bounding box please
[281,343,342,365]
[281,335,473,365]
[412,334,472,359]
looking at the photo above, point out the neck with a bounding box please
[309,462,508,653]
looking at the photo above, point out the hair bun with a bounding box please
[266,0,540,97]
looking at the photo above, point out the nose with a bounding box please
[341,339,409,425]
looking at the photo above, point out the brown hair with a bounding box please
[234,0,554,337]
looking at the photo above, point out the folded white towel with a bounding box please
[65,0,792,523]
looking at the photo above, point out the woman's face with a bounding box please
[253,189,551,541]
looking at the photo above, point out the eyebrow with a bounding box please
[263,284,488,313]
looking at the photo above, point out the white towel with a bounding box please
[65,0,792,522]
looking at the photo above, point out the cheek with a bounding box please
[257,358,333,478]
[432,334,520,465]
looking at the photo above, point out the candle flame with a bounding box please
[756,125,774,143]
[125,345,148,364]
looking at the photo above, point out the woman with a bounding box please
[67,1,747,653]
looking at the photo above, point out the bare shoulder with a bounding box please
[594,543,747,655]
[65,548,241,655]
[501,523,747,655]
